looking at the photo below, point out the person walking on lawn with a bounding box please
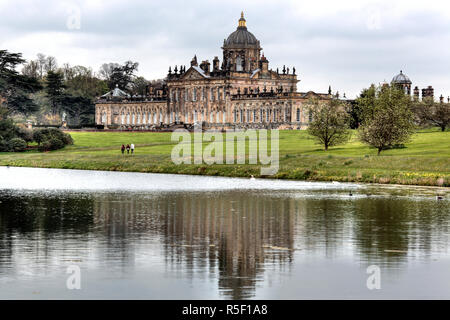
[130,143,135,154]
[121,144,125,155]
[126,144,130,154]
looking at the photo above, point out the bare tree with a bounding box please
[44,56,58,74]
[36,53,46,78]
[98,63,120,82]
[21,60,39,78]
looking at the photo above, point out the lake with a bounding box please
[0,166,449,299]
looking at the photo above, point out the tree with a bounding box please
[358,85,415,155]
[307,98,351,151]
[45,70,65,115]
[37,53,46,79]
[0,49,42,116]
[131,76,149,96]
[60,94,95,125]
[413,98,449,132]
[44,56,58,74]
[108,61,139,91]
[98,63,120,82]
[22,60,39,79]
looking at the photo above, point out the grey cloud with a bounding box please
[0,0,449,98]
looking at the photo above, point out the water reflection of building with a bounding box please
[93,192,296,299]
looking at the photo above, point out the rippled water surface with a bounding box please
[0,167,449,299]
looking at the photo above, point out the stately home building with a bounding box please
[95,13,334,130]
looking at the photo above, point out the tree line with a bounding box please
[0,49,152,152]
[1,49,152,126]
[307,84,449,155]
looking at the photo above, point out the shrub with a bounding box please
[33,128,73,152]
[8,138,27,152]
[38,137,64,152]
[16,127,33,143]
[0,135,6,152]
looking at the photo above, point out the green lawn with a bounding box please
[0,128,449,186]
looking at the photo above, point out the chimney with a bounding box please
[213,56,220,72]
[260,53,269,75]
[422,86,434,100]
[440,94,444,103]
[413,86,420,101]
[200,60,210,75]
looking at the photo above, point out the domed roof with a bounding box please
[392,70,412,84]
[224,13,260,48]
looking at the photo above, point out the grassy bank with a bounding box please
[0,128,449,187]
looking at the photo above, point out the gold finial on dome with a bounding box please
[238,11,246,28]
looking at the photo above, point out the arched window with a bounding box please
[296,108,301,122]
[210,111,214,123]
[121,113,125,125]
[193,110,197,122]
[126,113,130,125]
[132,113,135,125]
[148,112,152,124]
[233,110,237,123]
[137,113,141,124]
[193,88,197,102]
[223,111,226,123]
[260,109,263,123]
[102,112,107,124]
[185,112,188,123]
[216,111,220,123]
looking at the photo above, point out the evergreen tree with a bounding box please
[0,49,42,116]
[45,70,65,115]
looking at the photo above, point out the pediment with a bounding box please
[181,67,207,80]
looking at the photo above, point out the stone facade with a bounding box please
[95,13,332,130]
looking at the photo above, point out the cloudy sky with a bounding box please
[1,0,449,98]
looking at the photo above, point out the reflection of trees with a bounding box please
[350,198,450,266]
[0,191,94,276]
